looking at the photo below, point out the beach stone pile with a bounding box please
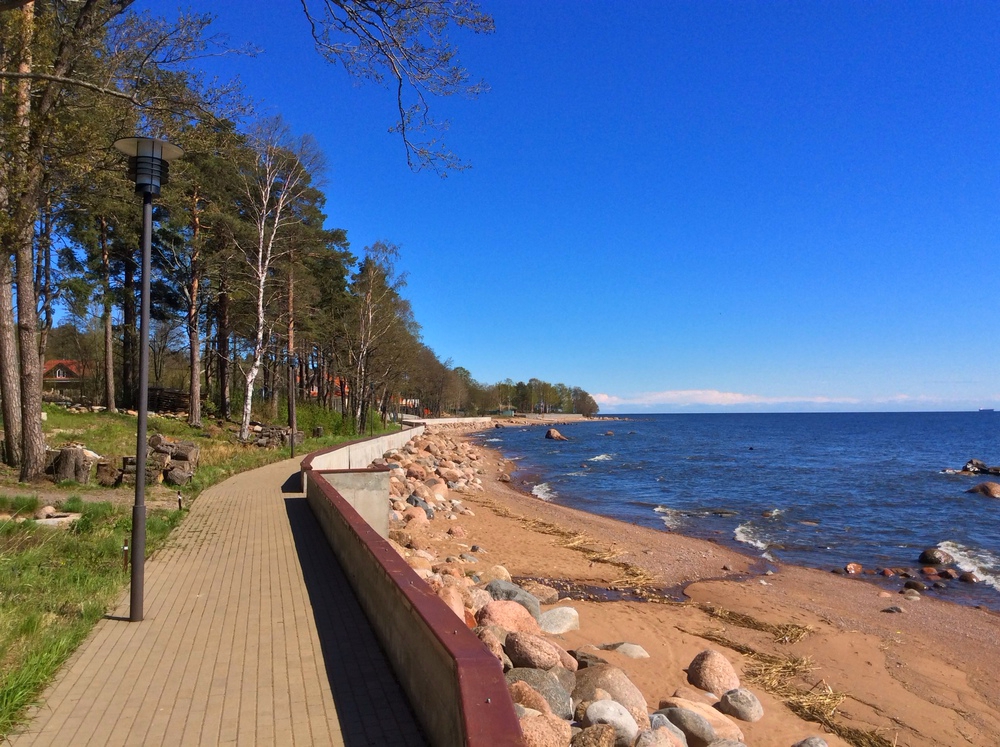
[378,430,831,747]
[379,431,488,512]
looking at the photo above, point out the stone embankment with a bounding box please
[372,429,829,747]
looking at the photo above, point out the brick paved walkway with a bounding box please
[9,458,426,746]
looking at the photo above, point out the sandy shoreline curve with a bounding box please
[393,420,1000,746]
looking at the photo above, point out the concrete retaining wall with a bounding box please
[301,426,425,472]
[300,429,523,747]
[401,416,493,427]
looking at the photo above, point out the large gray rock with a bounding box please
[572,664,647,713]
[792,739,829,747]
[660,708,716,747]
[583,700,639,747]
[539,606,580,633]
[485,579,541,620]
[715,688,763,722]
[506,667,572,719]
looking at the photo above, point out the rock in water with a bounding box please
[716,688,763,722]
[967,481,1000,498]
[687,649,740,695]
[918,547,954,564]
[545,428,569,441]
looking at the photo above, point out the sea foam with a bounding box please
[938,541,1000,590]
[734,522,770,551]
[588,454,613,462]
[654,505,683,529]
[532,483,555,501]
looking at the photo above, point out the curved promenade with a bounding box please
[9,457,426,746]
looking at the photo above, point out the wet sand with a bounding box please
[421,422,1000,746]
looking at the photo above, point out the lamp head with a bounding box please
[113,137,183,195]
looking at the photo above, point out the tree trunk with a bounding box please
[12,1,45,481]
[286,264,296,438]
[217,277,230,420]
[0,258,22,467]
[100,217,117,412]
[122,254,136,409]
[187,191,202,427]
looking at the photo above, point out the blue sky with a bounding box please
[140,1,999,413]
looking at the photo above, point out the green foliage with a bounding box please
[0,503,180,737]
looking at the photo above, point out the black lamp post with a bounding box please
[113,136,183,622]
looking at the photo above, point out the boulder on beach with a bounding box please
[506,668,573,719]
[967,481,1000,498]
[716,688,763,722]
[485,579,542,620]
[572,664,648,713]
[545,428,569,441]
[583,700,639,747]
[686,649,740,696]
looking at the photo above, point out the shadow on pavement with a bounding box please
[280,471,303,494]
[283,497,427,747]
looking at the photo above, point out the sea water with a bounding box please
[475,412,1000,609]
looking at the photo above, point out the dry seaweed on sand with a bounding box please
[476,496,661,587]
[684,628,895,747]
[698,602,813,644]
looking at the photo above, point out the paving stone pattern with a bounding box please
[9,458,427,746]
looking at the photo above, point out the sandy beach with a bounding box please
[389,421,1000,746]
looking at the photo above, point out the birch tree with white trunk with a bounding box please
[235,118,323,441]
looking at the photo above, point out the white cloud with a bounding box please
[592,389,861,408]
[592,389,1000,411]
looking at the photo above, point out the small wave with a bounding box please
[654,505,683,529]
[938,541,1000,589]
[734,522,770,551]
[565,471,589,477]
[532,483,556,501]
[588,454,613,462]
[761,508,784,520]
[484,438,502,443]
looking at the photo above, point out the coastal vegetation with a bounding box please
[0,1,596,467]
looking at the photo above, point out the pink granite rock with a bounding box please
[520,713,572,747]
[437,586,465,621]
[687,649,740,695]
[509,680,552,715]
[505,632,561,669]
[476,600,541,634]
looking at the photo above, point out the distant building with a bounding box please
[42,359,85,396]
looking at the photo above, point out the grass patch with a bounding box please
[0,404,398,738]
[0,503,181,737]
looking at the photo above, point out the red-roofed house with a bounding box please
[42,359,85,394]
